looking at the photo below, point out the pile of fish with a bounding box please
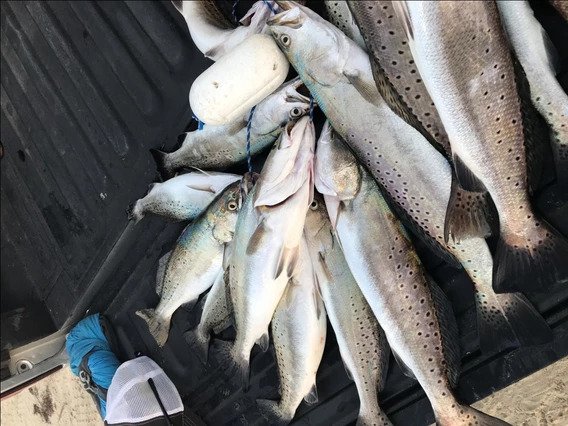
[131,1,568,425]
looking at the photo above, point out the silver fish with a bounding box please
[304,192,392,426]
[151,77,310,178]
[497,0,568,187]
[226,115,315,389]
[395,1,568,292]
[136,179,244,347]
[257,238,327,424]
[185,269,232,364]
[324,1,366,50]
[314,126,509,426]
[269,7,551,354]
[128,171,241,222]
[173,0,273,60]
[347,0,494,242]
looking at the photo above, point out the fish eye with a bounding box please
[309,200,319,210]
[227,201,238,211]
[280,34,291,46]
[290,107,303,118]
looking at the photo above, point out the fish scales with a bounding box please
[348,0,495,242]
[316,142,507,425]
[257,238,327,424]
[268,7,551,355]
[136,180,243,346]
[304,194,392,426]
[399,0,568,292]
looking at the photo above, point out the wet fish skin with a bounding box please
[550,0,568,21]
[497,0,568,187]
[174,0,272,60]
[151,77,310,178]
[304,193,392,426]
[128,171,241,222]
[397,0,568,292]
[136,180,243,347]
[257,238,326,424]
[347,0,495,242]
[314,133,508,426]
[324,1,366,50]
[227,116,315,389]
[269,7,553,355]
[185,270,232,364]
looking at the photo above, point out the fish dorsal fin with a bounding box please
[303,383,319,405]
[392,349,416,381]
[155,250,171,296]
[452,154,487,192]
[427,276,461,388]
[256,331,270,352]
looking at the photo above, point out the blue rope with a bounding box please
[232,0,240,23]
[309,96,315,121]
[246,106,257,174]
[262,0,278,14]
[192,114,204,130]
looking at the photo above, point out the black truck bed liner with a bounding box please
[2,1,567,425]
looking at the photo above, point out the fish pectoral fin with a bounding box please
[452,154,487,192]
[254,170,309,207]
[323,194,341,230]
[246,219,270,256]
[204,45,222,60]
[391,349,417,381]
[185,183,216,193]
[274,245,300,280]
[317,252,333,283]
[256,332,270,352]
[223,240,234,270]
[342,360,354,381]
[303,384,318,405]
[342,68,381,107]
[312,287,323,320]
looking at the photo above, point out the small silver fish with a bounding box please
[226,115,315,389]
[151,77,310,178]
[304,193,392,426]
[128,171,241,222]
[185,269,232,364]
[136,179,244,347]
[257,238,326,424]
[173,0,273,60]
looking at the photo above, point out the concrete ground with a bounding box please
[1,356,567,425]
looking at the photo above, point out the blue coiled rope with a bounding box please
[66,314,120,418]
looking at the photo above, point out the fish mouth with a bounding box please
[267,6,304,28]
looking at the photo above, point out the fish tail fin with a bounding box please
[444,177,495,243]
[126,201,144,222]
[493,218,568,293]
[435,403,510,426]
[256,399,290,426]
[214,339,251,391]
[150,148,174,180]
[184,324,210,365]
[135,309,171,347]
[474,286,552,353]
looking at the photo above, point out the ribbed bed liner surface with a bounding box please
[2,1,568,425]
